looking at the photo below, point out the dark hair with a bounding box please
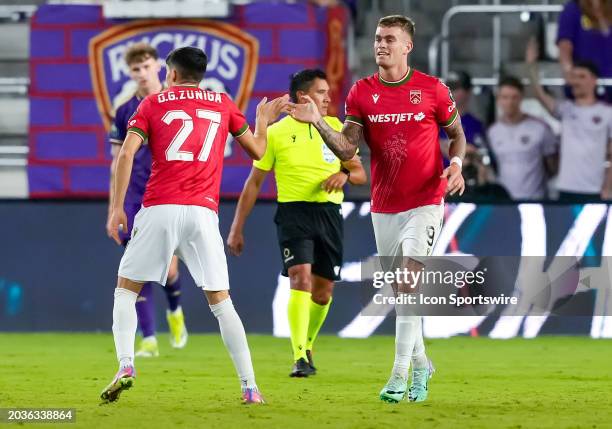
[498,75,524,93]
[573,60,600,78]
[124,42,158,66]
[165,46,208,82]
[446,70,472,91]
[289,69,327,103]
[378,15,415,38]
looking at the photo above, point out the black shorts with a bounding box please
[274,202,343,281]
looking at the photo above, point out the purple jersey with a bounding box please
[439,112,486,166]
[557,0,612,79]
[109,94,152,207]
[439,112,485,148]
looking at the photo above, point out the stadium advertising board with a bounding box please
[0,202,609,338]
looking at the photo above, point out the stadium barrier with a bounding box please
[1,201,609,337]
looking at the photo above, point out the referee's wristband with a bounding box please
[341,167,351,178]
[450,156,463,170]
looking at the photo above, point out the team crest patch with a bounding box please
[410,90,421,104]
[89,19,259,130]
[593,116,602,125]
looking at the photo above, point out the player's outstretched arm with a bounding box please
[237,95,291,160]
[227,167,269,256]
[291,95,360,161]
[526,38,557,116]
[109,133,143,245]
[440,116,466,196]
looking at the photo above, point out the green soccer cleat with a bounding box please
[135,336,159,358]
[379,374,408,403]
[167,307,188,349]
[408,359,435,403]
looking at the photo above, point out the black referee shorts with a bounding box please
[274,202,343,281]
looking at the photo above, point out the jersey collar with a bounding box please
[174,83,199,88]
[378,67,414,87]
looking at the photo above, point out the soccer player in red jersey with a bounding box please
[100,46,289,405]
[292,15,466,403]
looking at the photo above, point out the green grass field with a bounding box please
[1,334,610,429]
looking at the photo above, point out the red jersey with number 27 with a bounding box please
[127,85,249,212]
[345,69,458,214]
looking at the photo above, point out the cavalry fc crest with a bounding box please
[89,19,259,130]
[410,89,421,104]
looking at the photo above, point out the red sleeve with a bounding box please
[126,96,151,141]
[226,95,249,137]
[344,83,363,126]
[435,79,459,128]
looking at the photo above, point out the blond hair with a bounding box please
[124,43,158,66]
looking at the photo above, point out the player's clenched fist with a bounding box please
[226,228,245,256]
[440,163,465,196]
[108,208,128,245]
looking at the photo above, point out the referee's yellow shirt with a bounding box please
[254,115,345,204]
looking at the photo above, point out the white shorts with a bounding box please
[371,202,444,264]
[118,205,229,291]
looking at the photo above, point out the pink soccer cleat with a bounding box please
[242,387,265,404]
[100,366,135,403]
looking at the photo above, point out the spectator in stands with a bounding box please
[557,0,612,101]
[527,39,612,203]
[440,71,486,156]
[448,150,510,203]
[488,76,558,200]
[440,71,497,190]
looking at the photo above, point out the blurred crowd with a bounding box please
[445,0,612,204]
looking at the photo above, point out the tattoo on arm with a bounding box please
[444,116,467,160]
[314,119,361,161]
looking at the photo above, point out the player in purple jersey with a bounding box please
[106,43,188,357]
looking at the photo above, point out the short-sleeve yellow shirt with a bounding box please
[253,115,345,204]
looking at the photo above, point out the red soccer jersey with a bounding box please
[345,69,458,214]
[127,85,248,212]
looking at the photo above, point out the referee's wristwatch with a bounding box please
[341,167,351,179]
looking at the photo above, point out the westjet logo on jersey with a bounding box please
[367,112,425,124]
[89,19,258,130]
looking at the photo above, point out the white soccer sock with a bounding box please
[112,288,139,369]
[411,317,429,369]
[392,304,420,380]
[210,298,257,390]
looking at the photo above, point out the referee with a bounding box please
[227,69,366,377]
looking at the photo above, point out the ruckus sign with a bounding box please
[89,19,258,129]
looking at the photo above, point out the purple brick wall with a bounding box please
[28,3,349,198]
[30,98,65,126]
[34,132,98,160]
